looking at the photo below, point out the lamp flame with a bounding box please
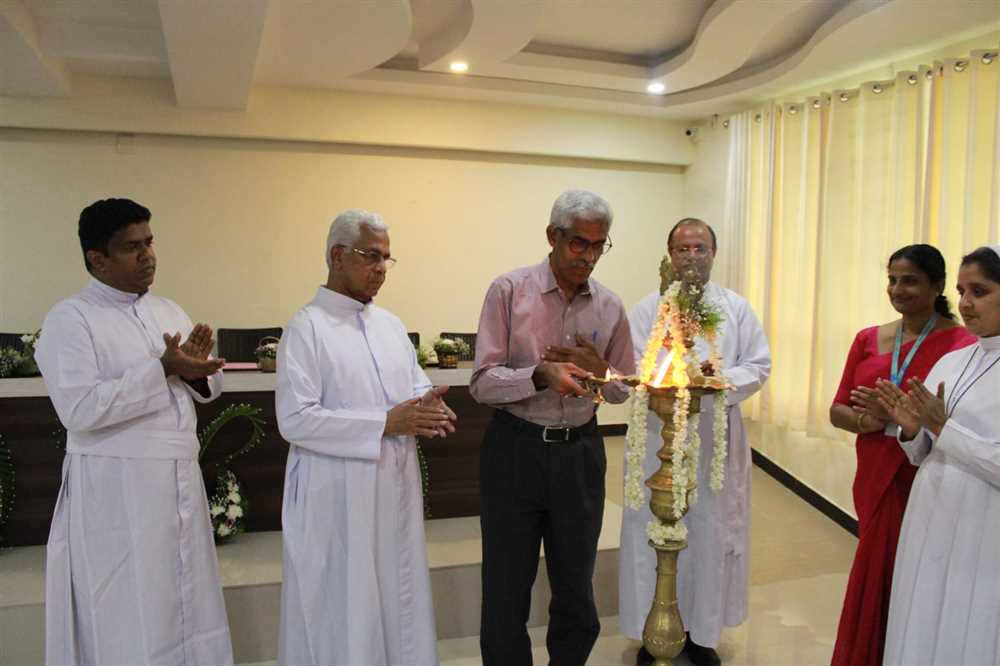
[652,349,674,387]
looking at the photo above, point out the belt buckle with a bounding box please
[542,426,571,443]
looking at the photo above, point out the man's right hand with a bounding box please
[161,332,225,380]
[532,361,592,398]
[384,398,454,438]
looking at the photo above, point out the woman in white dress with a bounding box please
[875,245,1000,666]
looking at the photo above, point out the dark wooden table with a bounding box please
[1,380,494,547]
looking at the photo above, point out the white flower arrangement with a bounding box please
[254,342,278,360]
[647,518,687,545]
[432,337,471,357]
[623,255,730,527]
[208,468,248,544]
[0,329,41,378]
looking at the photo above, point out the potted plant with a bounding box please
[432,337,470,369]
[254,336,280,373]
[415,343,431,369]
[0,329,41,378]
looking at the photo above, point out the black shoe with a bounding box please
[682,635,721,666]
[636,645,655,666]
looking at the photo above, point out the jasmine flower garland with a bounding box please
[670,385,691,518]
[624,386,651,510]
[710,390,729,492]
[706,331,729,492]
[647,519,687,546]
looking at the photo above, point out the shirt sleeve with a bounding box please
[275,316,386,460]
[600,300,636,404]
[723,298,772,406]
[35,304,172,432]
[934,419,1000,486]
[897,427,933,465]
[469,279,539,405]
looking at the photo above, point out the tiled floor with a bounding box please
[253,437,860,665]
[435,436,858,665]
[6,434,859,665]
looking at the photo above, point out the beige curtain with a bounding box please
[734,48,1000,441]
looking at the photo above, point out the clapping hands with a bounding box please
[874,378,948,439]
[161,324,225,380]
[385,386,457,439]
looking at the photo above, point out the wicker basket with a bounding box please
[256,336,280,373]
[437,352,459,369]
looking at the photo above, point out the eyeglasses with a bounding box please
[343,246,397,270]
[670,245,712,258]
[558,229,613,257]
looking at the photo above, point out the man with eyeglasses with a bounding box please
[471,189,635,665]
[275,209,456,665]
[621,218,771,666]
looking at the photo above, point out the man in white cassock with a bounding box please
[276,209,456,666]
[620,218,770,666]
[35,198,232,666]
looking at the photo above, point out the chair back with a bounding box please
[407,332,420,347]
[217,327,283,362]
[0,333,26,352]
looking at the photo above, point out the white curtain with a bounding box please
[732,48,1000,442]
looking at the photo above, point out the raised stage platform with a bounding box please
[0,501,624,665]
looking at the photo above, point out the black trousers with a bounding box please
[479,410,606,666]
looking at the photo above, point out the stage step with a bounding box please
[0,501,622,665]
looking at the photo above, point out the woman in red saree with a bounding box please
[829,244,975,666]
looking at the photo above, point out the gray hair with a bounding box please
[549,190,613,231]
[325,209,389,270]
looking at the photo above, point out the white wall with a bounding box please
[1,82,693,432]
[0,128,685,333]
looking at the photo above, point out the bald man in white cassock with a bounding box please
[276,209,457,666]
[621,219,770,666]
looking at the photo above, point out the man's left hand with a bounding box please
[419,385,458,438]
[180,323,215,361]
[541,334,608,376]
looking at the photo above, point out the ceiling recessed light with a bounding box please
[450,61,469,73]
[646,82,665,94]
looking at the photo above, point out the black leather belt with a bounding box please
[493,409,596,443]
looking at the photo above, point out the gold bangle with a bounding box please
[856,412,867,432]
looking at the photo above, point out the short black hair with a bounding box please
[961,246,1000,284]
[79,198,151,271]
[667,217,717,252]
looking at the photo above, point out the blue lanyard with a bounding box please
[890,314,937,386]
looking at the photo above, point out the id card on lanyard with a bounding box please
[884,314,937,435]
